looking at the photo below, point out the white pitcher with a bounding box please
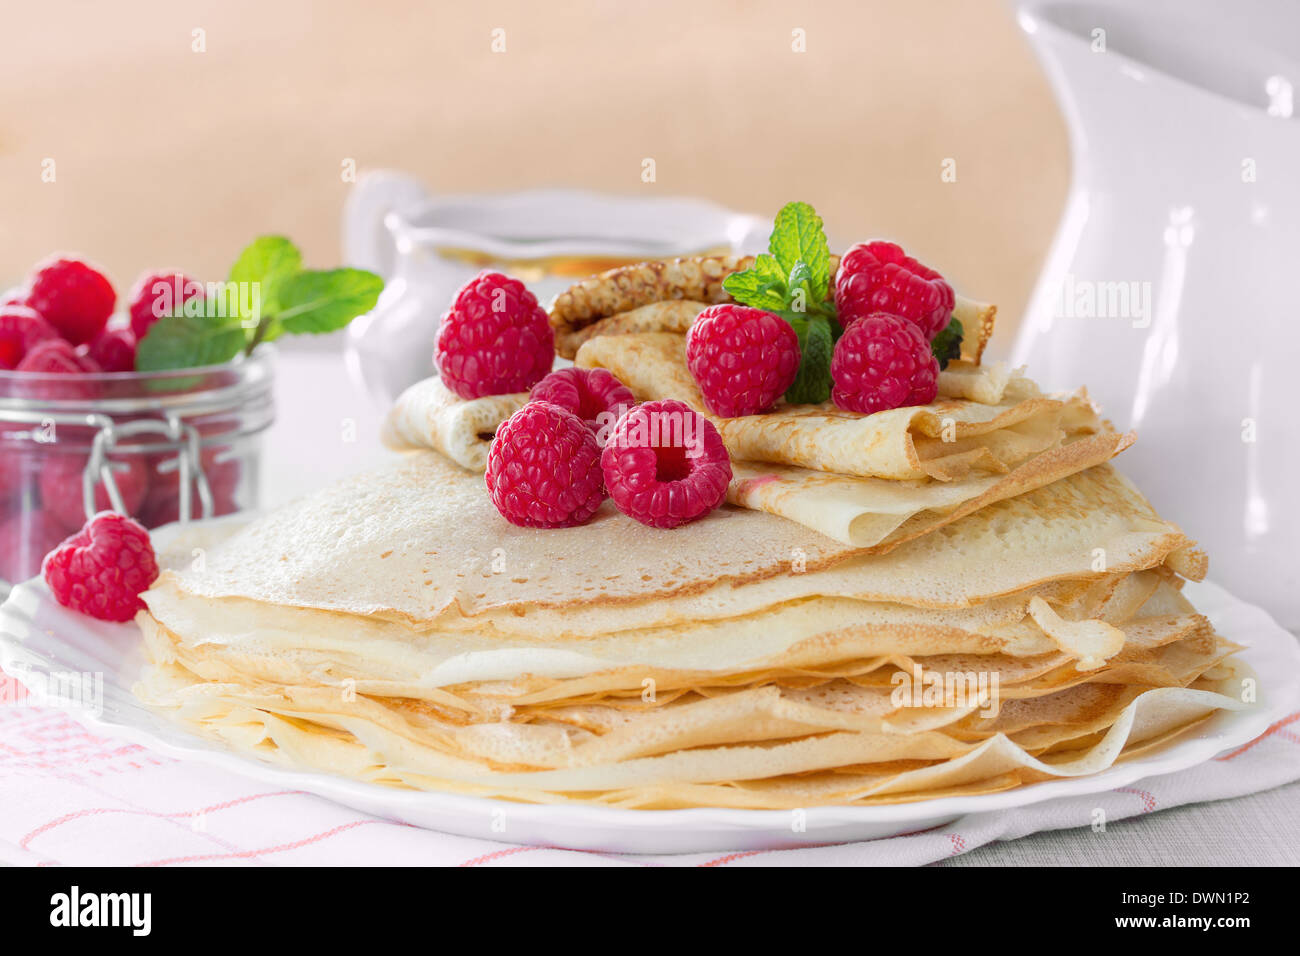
[1012,0,1300,626]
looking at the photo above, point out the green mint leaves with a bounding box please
[723,201,838,404]
[135,236,383,372]
[229,235,302,322]
[769,202,831,304]
[720,255,788,313]
[135,314,249,373]
[931,317,964,370]
[274,269,386,336]
[785,312,833,404]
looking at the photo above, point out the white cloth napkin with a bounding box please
[2,669,1296,866]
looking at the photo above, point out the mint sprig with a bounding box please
[135,236,383,372]
[723,201,839,404]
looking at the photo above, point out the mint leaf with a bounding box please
[774,308,809,341]
[723,256,788,312]
[786,261,812,301]
[931,316,964,370]
[275,269,384,335]
[751,253,787,294]
[784,315,833,404]
[135,314,247,372]
[229,236,302,322]
[769,202,831,301]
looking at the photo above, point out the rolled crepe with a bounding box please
[549,254,997,362]
[575,332,1112,481]
[728,428,1134,547]
[383,342,1132,546]
[381,377,526,471]
[557,300,707,358]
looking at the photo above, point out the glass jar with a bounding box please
[0,349,274,586]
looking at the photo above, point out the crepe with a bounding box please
[161,452,1198,629]
[381,340,1133,545]
[134,626,1247,806]
[549,253,998,363]
[140,570,1213,724]
[573,331,1138,542]
[141,562,1198,700]
[726,428,1132,546]
[577,332,1110,481]
[559,300,707,357]
[381,377,525,470]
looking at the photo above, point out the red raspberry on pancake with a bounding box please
[685,304,800,417]
[830,311,939,415]
[835,240,954,341]
[600,399,731,529]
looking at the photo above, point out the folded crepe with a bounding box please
[577,332,1112,481]
[160,452,1202,627]
[548,253,998,363]
[380,334,1133,546]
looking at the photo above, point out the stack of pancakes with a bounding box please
[134,257,1247,809]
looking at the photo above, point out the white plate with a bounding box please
[1,576,1297,854]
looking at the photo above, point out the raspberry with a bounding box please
[84,324,137,373]
[435,271,555,399]
[830,312,939,415]
[15,337,91,373]
[24,257,116,346]
[685,305,800,417]
[0,304,60,369]
[42,511,159,621]
[600,399,731,529]
[0,509,68,583]
[835,241,955,341]
[128,271,204,341]
[39,453,150,531]
[485,402,604,528]
[0,449,19,504]
[14,338,102,401]
[0,287,27,308]
[530,367,635,438]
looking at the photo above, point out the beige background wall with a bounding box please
[0,0,1069,341]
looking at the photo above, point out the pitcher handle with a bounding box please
[341,170,432,278]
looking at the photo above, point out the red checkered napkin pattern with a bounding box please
[2,670,1297,867]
